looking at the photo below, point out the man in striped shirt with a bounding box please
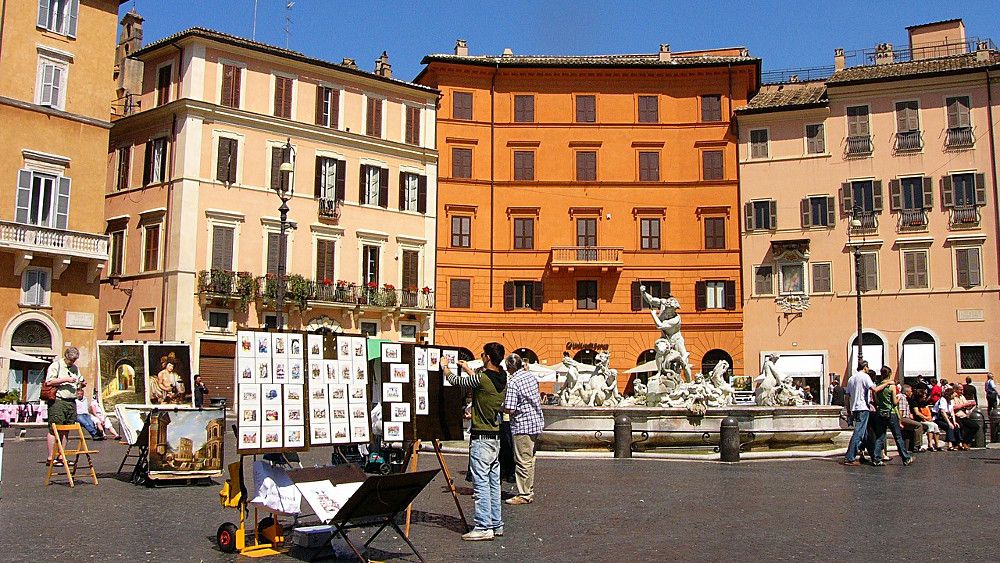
[501,353,544,506]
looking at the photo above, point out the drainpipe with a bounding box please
[160,45,182,338]
[729,63,746,310]
[489,62,498,307]
[986,69,1000,296]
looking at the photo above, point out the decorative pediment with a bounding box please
[770,239,810,261]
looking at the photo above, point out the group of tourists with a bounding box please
[841,361,990,467]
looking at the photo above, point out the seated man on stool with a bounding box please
[75,386,103,439]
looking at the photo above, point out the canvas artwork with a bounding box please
[146,344,194,406]
[239,428,261,450]
[238,357,255,384]
[414,347,427,368]
[381,343,402,362]
[115,404,152,446]
[384,422,404,441]
[288,334,303,357]
[382,383,403,403]
[331,422,349,443]
[283,384,304,404]
[238,331,255,357]
[415,368,428,390]
[329,384,347,403]
[273,360,288,383]
[286,405,304,424]
[415,393,429,415]
[441,350,459,372]
[427,348,441,371]
[272,333,288,359]
[256,333,270,357]
[285,426,305,448]
[297,480,364,523]
[308,334,324,359]
[337,336,352,359]
[390,402,411,422]
[389,363,410,383]
[97,342,147,410]
[288,360,304,383]
[311,424,331,445]
[147,408,225,475]
[256,358,272,384]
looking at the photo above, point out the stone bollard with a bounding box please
[719,416,740,462]
[991,409,1000,444]
[613,414,632,458]
[969,408,986,448]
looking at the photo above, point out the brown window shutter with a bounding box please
[143,141,153,186]
[402,250,419,289]
[378,167,389,208]
[503,281,514,310]
[889,179,902,211]
[266,232,280,275]
[956,249,970,287]
[975,173,987,205]
[216,138,231,182]
[273,77,283,117]
[270,146,283,191]
[941,176,954,207]
[282,78,293,118]
[800,198,811,228]
[694,281,707,311]
[226,140,238,183]
[531,281,544,311]
[358,164,367,203]
[826,196,836,226]
[743,202,754,231]
[768,200,777,229]
[417,175,427,214]
[231,65,241,107]
[840,182,853,213]
[221,65,234,107]
[314,156,324,198]
[315,86,326,125]
[211,226,234,271]
[921,177,933,209]
[872,180,884,212]
[630,281,641,311]
[724,280,736,310]
[332,159,345,201]
[661,281,671,298]
[398,171,407,211]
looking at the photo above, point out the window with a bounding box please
[894,100,919,132]
[805,123,825,154]
[366,97,382,137]
[754,265,774,295]
[139,308,156,331]
[779,263,806,294]
[576,151,596,181]
[37,0,78,36]
[514,151,535,181]
[399,172,421,212]
[513,217,534,249]
[221,63,242,108]
[638,95,658,123]
[451,216,471,248]
[749,129,769,159]
[401,249,419,290]
[705,281,726,309]
[115,147,130,191]
[405,105,420,144]
[632,281,671,310]
[640,217,660,250]
[400,324,418,340]
[156,65,172,106]
[576,217,597,248]
[20,267,50,307]
[208,310,230,331]
[745,200,776,231]
[946,96,972,130]
[504,280,540,310]
[514,95,534,122]
[358,164,387,207]
[450,278,471,308]
[957,344,987,372]
[269,145,292,193]
[695,280,735,310]
[902,249,929,289]
[315,238,335,282]
[263,314,278,330]
[857,252,878,292]
[142,224,161,272]
[704,217,725,249]
[811,263,832,293]
[453,91,472,120]
[314,157,345,201]
[14,169,70,229]
[362,244,379,285]
[265,232,282,275]
[890,176,931,211]
[452,147,472,178]
[576,280,598,310]
[846,105,870,137]
[638,151,659,181]
[143,138,167,185]
[801,196,835,227]
[944,172,985,208]
[216,137,238,184]
[273,75,293,118]
[955,247,982,289]
[575,95,596,122]
[37,58,68,109]
[211,225,234,271]
[107,311,122,333]
[702,150,723,180]
[315,86,339,128]
[109,229,125,276]
[360,321,378,336]
[701,95,722,122]
[841,180,883,214]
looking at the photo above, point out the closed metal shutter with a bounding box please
[198,340,236,407]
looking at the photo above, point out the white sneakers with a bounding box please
[462,529,495,541]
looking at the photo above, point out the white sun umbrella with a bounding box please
[625,360,658,374]
[525,362,558,382]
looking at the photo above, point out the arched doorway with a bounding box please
[573,349,598,366]
[636,349,656,366]
[7,318,56,402]
[701,349,733,381]
[513,348,538,364]
[850,332,886,372]
[901,330,937,382]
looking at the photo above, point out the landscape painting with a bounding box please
[97,342,147,410]
[147,408,226,477]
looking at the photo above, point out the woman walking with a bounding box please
[870,366,913,466]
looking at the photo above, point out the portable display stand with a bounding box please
[404,438,468,536]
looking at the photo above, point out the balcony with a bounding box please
[0,221,108,281]
[197,270,259,311]
[845,135,873,157]
[894,130,923,153]
[318,198,341,220]
[255,276,435,311]
[550,246,624,271]
[949,205,981,229]
[896,208,928,231]
[945,127,974,149]
[849,210,878,234]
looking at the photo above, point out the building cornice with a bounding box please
[0,95,111,129]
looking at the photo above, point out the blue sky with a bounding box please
[124,1,1000,81]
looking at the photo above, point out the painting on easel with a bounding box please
[146,344,194,406]
[97,342,146,410]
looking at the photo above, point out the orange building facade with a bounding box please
[418,42,759,382]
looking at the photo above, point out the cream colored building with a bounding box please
[101,25,438,399]
[0,0,122,397]
[738,20,1000,402]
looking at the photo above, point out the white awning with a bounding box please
[773,354,824,379]
[902,342,936,378]
[850,345,884,372]
[0,348,49,363]
[626,360,658,374]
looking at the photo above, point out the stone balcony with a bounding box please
[0,220,107,281]
[550,246,624,271]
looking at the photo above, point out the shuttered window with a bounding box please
[946,96,971,129]
[366,97,382,137]
[514,151,535,181]
[143,138,168,185]
[116,147,131,191]
[701,95,722,122]
[576,280,598,310]
[858,252,878,292]
[640,218,660,250]
[316,86,339,128]
[903,250,928,289]
[811,263,832,293]
[21,268,50,306]
[576,95,596,122]
[504,280,542,310]
[404,105,421,144]
[451,216,471,248]
[265,232,281,275]
[801,196,835,227]
[638,95,658,123]
[696,280,735,310]
[156,65,171,106]
[576,151,597,181]
[449,278,471,308]
[143,224,161,272]
[895,100,919,132]
[513,217,534,249]
[216,137,238,184]
[402,250,419,290]
[638,151,659,181]
[358,165,387,206]
[211,226,234,271]
[704,217,725,249]
[453,91,472,120]
[452,148,472,178]
[745,200,777,231]
[270,146,292,192]
[891,177,931,210]
[221,64,242,108]
[399,172,425,212]
[314,157,345,201]
[702,150,723,180]
[754,266,774,295]
[630,281,671,311]
[273,75,293,118]
[362,245,379,285]
[315,239,336,282]
[37,0,79,36]
[948,172,984,207]
[38,59,66,109]
[15,170,70,229]
[749,129,769,159]
[514,95,534,122]
[846,105,870,137]
[956,247,982,288]
[805,123,826,154]
[109,230,125,276]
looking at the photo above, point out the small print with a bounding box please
[414,347,427,368]
[383,422,404,441]
[330,422,349,443]
[381,343,402,362]
[427,348,440,371]
[441,349,459,372]
[285,426,305,448]
[390,402,411,422]
[415,369,428,390]
[238,331,255,357]
[415,393,429,415]
[262,429,282,448]
[307,334,325,359]
[239,428,260,450]
[283,384,304,404]
[311,424,331,445]
[382,383,403,403]
[389,363,410,383]
[287,334,303,358]
[261,384,282,404]
[329,383,347,403]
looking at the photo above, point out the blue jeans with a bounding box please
[844,410,869,462]
[77,413,100,438]
[468,437,502,532]
[872,412,911,462]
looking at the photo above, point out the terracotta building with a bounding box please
[102,24,438,400]
[0,0,123,396]
[737,20,1000,401]
[417,42,758,384]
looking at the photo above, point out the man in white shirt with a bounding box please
[842,362,875,466]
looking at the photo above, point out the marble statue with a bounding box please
[558,352,624,407]
[641,286,693,381]
[754,354,804,407]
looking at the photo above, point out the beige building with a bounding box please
[102,25,438,400]
[0,0,122,397]
[737,20,1000,402]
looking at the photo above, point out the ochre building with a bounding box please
[417,42,758,383]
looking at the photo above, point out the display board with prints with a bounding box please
[379,342,464,443]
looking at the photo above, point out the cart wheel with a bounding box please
[217,522,238,553]
[378,462,391,475]
[257,516,277,543]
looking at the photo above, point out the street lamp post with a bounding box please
[275,138,294,331]
[849,207,863,369]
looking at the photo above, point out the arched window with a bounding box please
[901,330,936,381]
[11,320,52,350]
[701,349,733,380]
[850,331,886,371]
[457,347,475,362]
[573,349,598,365]
[636,349,656,365]
[513,347,538,364]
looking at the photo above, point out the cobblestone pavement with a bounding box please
[1,429,997,562]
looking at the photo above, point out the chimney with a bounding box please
[788,74,799,83]
[455,39,468,57]
[976,40,992,62]
[374,51,392,78]
[341,58,357,69]
[658,43,671,62]
[875,43,894,65]
[502,48,513,58]
[834,48,845,71]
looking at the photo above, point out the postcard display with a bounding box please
[379,343,464,442]
[235,331,371,453]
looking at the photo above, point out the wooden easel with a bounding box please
[403,438,468,536]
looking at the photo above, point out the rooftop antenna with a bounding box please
[251,0,258,41]
[284,1,294,49]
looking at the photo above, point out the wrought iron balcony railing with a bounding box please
[945,127,974,149]
[318,198,341,219]
[845,135,873,157]
[949,205,981,228]
[896,208,928,231]
[849,210,879,234]
[894,130,923,152]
